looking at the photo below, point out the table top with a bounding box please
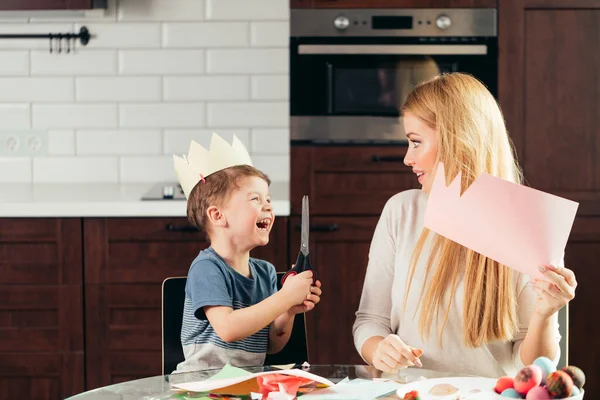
[66,364,471,399]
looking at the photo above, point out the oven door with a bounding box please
[290,38,497,143]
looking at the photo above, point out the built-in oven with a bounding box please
[290,8,497,143]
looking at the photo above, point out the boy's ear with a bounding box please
[206,206,226,227]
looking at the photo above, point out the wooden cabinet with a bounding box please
[83,217,289,390]
[291,145,416,216]
[0,0,106,10]
[499,1,600,396]
[0,218,84,400]
[291,0,497,8]
[290,216,379,364]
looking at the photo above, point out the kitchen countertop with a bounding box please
[0,183,290,217]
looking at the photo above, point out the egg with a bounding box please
[532,356,556,385]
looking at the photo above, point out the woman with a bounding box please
[352,73,577,378]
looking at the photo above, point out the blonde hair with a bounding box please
[401,72,523,348]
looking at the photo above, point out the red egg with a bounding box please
[495,376,514,394]
[514,365,543,395]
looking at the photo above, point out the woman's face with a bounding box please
[403,111,439,193]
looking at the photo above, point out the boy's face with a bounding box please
[221,176,274,248]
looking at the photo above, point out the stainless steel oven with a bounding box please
[290,8,497,144]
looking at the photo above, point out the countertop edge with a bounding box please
[0,200,291,218]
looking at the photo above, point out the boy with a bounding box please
[172,134,322,372]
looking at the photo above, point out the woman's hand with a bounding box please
[372,334,423,372]
[531,265,577,318]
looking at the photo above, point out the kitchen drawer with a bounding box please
[291,145,418,215]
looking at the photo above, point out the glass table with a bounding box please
[66,364,470,400]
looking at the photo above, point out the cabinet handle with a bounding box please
[165,223,199,233]
[296,223,339,232]
[371,155,404,163]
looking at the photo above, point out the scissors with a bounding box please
[281,195,317,286]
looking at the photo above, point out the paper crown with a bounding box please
[173,133,253,198]
[424,162,578,281]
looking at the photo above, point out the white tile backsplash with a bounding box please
[252,129,290,154]
[163,129,250,154]
[206,0,289,21]
[77,130,162,155]
[76,77,161,102]
[48,130,76,155]
[164,76,249,101]
[119,49,205,75]
[78,23,162,48]
[251,76,288,100]
[120,103,205,128]
[207,49,288,74]
[208,102,288,127]
[118,0,205,22]
[0,105,31,129]
[120,155,177,182]
[31,50,117,75]
[0,51,30,75]
[33,104,118,129]
[163,23,249,48]
[0,78,74,102]
[33,157,119,183]
[0,158,32,182]
[0,0,290,188]
[251,22,289,47]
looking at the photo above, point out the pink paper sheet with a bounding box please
[424,163,579,281]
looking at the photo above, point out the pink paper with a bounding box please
[257,374,313,396]
[424,163,579,281]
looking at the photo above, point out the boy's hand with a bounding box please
[280,270,314,307]
[289,280,322,315]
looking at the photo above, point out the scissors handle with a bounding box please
[281,251,317,286]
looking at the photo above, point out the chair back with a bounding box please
[161,272,309,374]
[162,276,187,375]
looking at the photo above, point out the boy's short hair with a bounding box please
[187,165,271,237]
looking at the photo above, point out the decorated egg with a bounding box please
[525,385,551,399]
[561,365,585,389]
[514,365,542,395]
[546,370,573,398]
[500,388,522,398]
[533,356,556,385]
[495,376,514,394]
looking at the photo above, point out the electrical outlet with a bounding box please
[0,131,48,156]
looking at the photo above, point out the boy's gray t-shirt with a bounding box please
[174,247,278,373]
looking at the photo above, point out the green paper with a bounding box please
[206,364,253,382]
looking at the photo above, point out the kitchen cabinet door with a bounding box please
[0,0,102,10]
[289,216,379,365]
[83,217,289,390]
[499,0,600,217]
[291,145,418,216]
[0,218,84,400]
[563,217,600,397]
[499,1,600,397]
[291,0,497,8]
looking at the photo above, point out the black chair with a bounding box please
[162,276,187,375]
[161,273,309,375]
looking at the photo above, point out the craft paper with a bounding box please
[171,364,334,394]
[424,163,579,281]
[301,377,401,399]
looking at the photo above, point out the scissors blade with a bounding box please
[301,195,309,255]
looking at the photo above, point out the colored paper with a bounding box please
[171,364,334,394]
[301,378,401,399]
[424,163,579,281]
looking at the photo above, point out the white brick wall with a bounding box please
[0,0,290,186]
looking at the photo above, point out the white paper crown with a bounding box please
[173,133,253,198]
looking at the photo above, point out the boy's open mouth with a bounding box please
[256,218,271,231]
